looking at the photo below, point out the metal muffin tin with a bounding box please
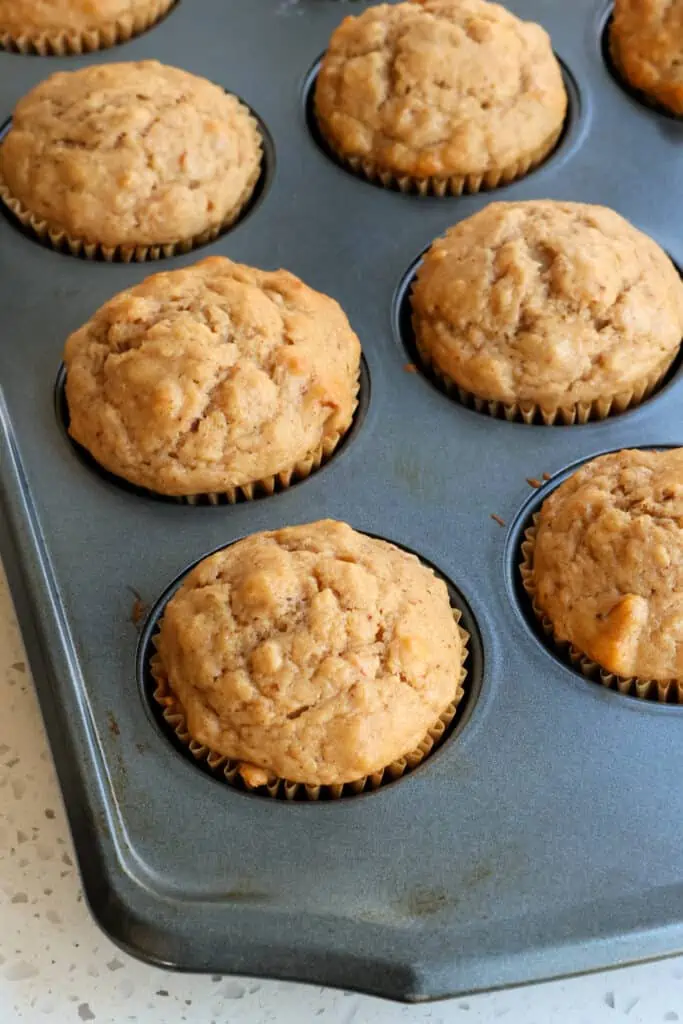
[1,0,683,1003]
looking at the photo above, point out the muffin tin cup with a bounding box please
[520,514,683,703]
[148,611,469,801]
[318,124,563,198]
[0,0,175,55]
[414,334,679,426]
[0,155,261,263]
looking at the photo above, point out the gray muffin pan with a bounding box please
[1,0,683,1004]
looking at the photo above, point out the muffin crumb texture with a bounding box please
[155,520,464,786]
[532,449,683,681]
[315,0,567,182]
[611,0,683,115]
[412,200,683,409]
[64,257,361,496]
[0,61,262,248]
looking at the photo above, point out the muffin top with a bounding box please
[0,0,161,35]
[0,61,262,247]
[611,0,683,115]
[155,520,464,786]
[412,200,683,408]
[64,257,361,496]
[531,449,683,681]
[314,0,567,180]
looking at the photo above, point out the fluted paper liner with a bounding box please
[414,331,678,426]
[150,610,469,800]
[520,514,683,703]
[317,117,563,197]
[0,0,175,55]
[0,150,261,263]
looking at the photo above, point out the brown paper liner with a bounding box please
[317,120,563,197]
[520,514,683,703]
[150,611,469,800]
[0,0,175,55]
[415,334,678,425]
[0,154,261,263]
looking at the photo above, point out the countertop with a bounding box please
[1,561,683,1024]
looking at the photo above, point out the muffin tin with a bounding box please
[1,0,683,1004]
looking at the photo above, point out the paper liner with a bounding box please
[317,119,563,197]
[0,153,261,263]
[414,333,678,425]
[520,514,683,703]
[150,611,469,800]
[0,0,175,55]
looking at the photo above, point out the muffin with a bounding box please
[610,0,683,116]
[0,0,174,55]
[64,256,361,501]
[411,201,683,424]
[521,449,683,701]
[151,519,467,797]
[314,0,567,195]
[0,61,262,261]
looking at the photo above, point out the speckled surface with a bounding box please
[1,561,683,1022]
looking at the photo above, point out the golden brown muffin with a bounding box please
[412,201,683,423]
[0,0,174,54]
[524,449,683,687]
[0,61,262,259]
[314,0,567,195]
[610,0,683,116]
[64,257,361,500]
[152,520,466,791]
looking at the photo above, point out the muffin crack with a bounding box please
[0,60,263,247]
[412,200,683,407]
[153,521,464,785]
[64,256,361,495]
[316,0,567,178]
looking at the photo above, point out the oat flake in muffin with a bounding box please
[314,0,567,194]
[0,61,262,256]
[64,256,361,499]
[0,0,174,55]
[152,519,466,789]
[411,200,683,422]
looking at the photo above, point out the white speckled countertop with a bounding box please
[1,562,683,1024]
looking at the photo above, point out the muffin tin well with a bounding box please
[507,446,683,706]
[1,0,683,1005]
[0,103,275,261]
[393,250,683,425]
[303,55,585,194]
[137,536,484,800]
